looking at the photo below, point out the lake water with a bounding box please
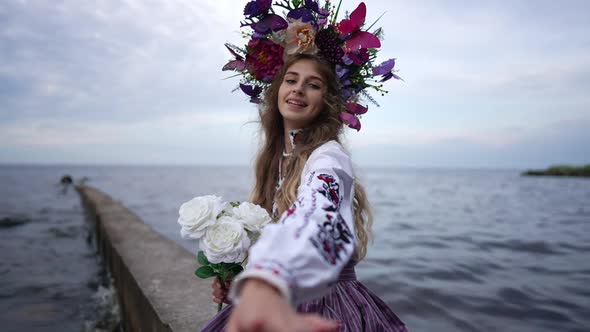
[1,164,589,331]
[0,166,108,332]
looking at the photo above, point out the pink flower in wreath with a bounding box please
[284,19,318,56]
[245,38,284,83]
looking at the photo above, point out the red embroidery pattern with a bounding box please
[317,173,341,207]
[287,205,296,216]
[252,259,296,288]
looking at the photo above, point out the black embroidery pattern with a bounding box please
[294,190,317,238]
[310,173,352,264]
[310,213,353,265]
[306,171,316,186]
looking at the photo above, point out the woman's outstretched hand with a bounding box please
[226,279,340,332]
[212,278,232,304]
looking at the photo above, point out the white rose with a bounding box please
[200,216,251,264]
[178,195,226,239]
[232,202,272,233]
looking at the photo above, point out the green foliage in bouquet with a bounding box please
[196,251,245,312]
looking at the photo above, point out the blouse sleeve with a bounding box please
[228,141,356,305]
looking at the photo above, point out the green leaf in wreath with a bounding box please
[197,251,209,266]
[230,201,241,208]
[195,265,216,279]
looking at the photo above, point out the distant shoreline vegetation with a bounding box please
[523,164,590,177]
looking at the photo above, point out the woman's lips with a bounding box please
[286,99,307,108]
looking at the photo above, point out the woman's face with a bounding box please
[278,59,325,131]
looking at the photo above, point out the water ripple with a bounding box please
[477,239,565,255]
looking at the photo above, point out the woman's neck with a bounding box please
[283,128,304,155]
[283,129,293,155]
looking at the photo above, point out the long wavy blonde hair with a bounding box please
[250,54,373,260]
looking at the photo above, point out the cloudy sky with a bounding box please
[1,0,589,168]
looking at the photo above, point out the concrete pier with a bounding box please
[77,185,217,332]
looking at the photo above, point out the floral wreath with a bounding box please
[222,0,402,131]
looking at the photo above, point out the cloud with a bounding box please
[0,109,254,146]
[352,117,590,168]
[0,0,248,124]
[1,0,589,166]
[0,110,259,165]
[375,0,590,103]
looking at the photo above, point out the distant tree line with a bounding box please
[523,164,590,177]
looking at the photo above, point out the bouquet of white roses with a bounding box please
[177,195,271,311]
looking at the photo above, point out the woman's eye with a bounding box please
[309,83,321,89]
[285,79,296,84]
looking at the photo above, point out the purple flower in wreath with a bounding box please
[251,14,288,35]
[340,112,361,131]
[243,0,271,18]
[287,8,315,23]
[340,102,368,131]
[345,48,369,66]
[335,65,355,100]
[245,38,284,83]
[335,64,349,79]
[372,58,403,82]
[239,83,263,104]
[304,0,320,14]
[340,87,353,102]
[287,0,325,23]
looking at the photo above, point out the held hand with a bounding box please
[226,279,340,332]
[211,278,232,304]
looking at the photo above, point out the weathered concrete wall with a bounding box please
[77,185,217,332]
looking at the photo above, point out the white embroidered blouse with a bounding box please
[229,138,357,305]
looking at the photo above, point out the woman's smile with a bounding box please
[286,98,308,108]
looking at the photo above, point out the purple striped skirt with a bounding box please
[200,264,408,332]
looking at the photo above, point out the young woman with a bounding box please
[200,54,408,332]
